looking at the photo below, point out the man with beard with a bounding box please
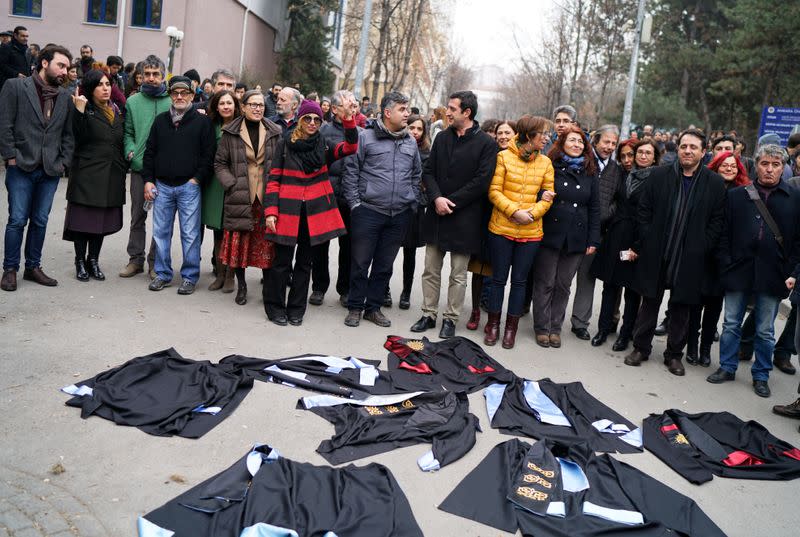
[622,129,726,376]
[77,44,94,77]
[0,26,31,90]
[119,55,172,279]
[0,45,74,291]
[269,86,302,133]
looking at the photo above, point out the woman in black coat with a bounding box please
[531,125,601,348]
[63,69,127,281]
[591,139,660,351]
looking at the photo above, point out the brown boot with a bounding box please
[208,263,227,291]
[466,308,481,330]
[483,312,501,346]
[221,266,235,293]
[502,314,521,349]
[1,269,17,291]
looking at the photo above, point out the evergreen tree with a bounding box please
[278,0,338,96]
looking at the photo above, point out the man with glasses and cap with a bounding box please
[142,76,215,295]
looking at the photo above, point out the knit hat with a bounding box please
[757,132,782,148]
[297,99,323,120]
[0,31,12,37]
[182,69,201,84]
[168,76,192,93]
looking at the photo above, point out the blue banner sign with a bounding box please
[759,106,800,146]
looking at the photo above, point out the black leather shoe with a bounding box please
[410,315,436,332]
[75,258,89,282]
[698,347,711,367]
[364,309,391,327]
[753,380,771,398]
[344,309,361,327]
[571,327,591,340]
[288,316,303,326]
[398,292,410,310]
[268,312,288,326]
[612,335,630,352]
[654,318,668,336]
[87,258,105,281]
[590,330,609,347]
[664,356,685,376]
[235,284,247,305]
[308,291,324,306]
[774,356,796,375]
[383,290,392,308]
[339,294,349,308]
[772,397,800,418]
[706,368,735,384]
[624,350,649,366]
[439,319,456,339]
[685,343,699,365]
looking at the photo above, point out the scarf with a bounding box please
[375,117,408,139]
[663,161,703,286]
[286,132,326,174]
[140,82,167,98]
[561,155,585,171]
[94,100,116,125]
[516,140,538,162]
[625,168,649,197]
[32,70,61,123]
[169,105,187,126]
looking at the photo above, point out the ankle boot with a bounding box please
[466,308,481,330]
[502,314,521,349]
[208,263,227,291]
[221,266,235,293]
[87,258,105,280]
[235,282,247,305]
[484,312,502,346]
[75,258,89,282]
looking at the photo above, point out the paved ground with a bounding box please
[0,174,798,536]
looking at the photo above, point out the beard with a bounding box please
[44,68,64,86]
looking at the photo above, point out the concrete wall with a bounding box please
[0,0,282,83]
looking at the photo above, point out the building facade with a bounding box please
[1,0,290,84]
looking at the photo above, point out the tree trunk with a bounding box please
[370,0,392,102]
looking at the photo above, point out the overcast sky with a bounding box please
[449,0,557,67]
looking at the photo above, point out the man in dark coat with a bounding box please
[0,26,30,90]
[0,45,74,292]
[707,144,800,398]
[623,129,726,376]
[411,91,497,339]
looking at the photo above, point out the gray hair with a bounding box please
[380,91,409,116]
[211,68,236,86]
[285,87,303,107]
[552,104,577,121]
[141,55,165,77]
[755,144,788,163]
[241,89,263,106]
[331,89,354,107]
[592,124,619,144]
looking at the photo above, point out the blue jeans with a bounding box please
[3,166,60,271]
[152,180,202,284]
[719,291,780,381]
[488,233,540,316]
[348,206,410,313]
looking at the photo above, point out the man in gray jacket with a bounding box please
[341,91,421,328]
[0,44,74,291]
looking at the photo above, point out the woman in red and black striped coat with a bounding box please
[263,98,358,326]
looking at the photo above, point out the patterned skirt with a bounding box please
[219,200,274,269]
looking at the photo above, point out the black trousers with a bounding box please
[598,283,640,338]
[633,289,691,358]
[72,232,104,260]
[740,303,797,359]
[263,211,313,319]
[310,199,351,297]
[686,295,724,352]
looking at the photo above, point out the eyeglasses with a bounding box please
[171,90,192,98]
[301,115,323,125]
[246,103,265,109]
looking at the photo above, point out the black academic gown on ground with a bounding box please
[299,391,479,470]
[439,439,726,537]
[643,409,800,484]
[139,444,424,537]
[62,348,252,438]
[486,377,643,454]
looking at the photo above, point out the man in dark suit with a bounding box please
[0,45,75,291]
[0,26,31,90]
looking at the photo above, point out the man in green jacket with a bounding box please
[119,55,171,279]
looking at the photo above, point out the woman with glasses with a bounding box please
[263,99,357,326]
[591,139,660,351]
[214,90,282,305]
[683,151,750,366]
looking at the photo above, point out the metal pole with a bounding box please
[620,0,646,140]
[352,0,373,99]
[239,0,251,79]
[167,39,176,75]
[117,0,127,56]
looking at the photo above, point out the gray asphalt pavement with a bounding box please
[0,175,797,536]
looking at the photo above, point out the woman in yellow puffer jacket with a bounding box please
[484,115,555,349]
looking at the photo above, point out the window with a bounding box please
[131,0,162,29]
[12,0,42,18]
[87,0,118,24]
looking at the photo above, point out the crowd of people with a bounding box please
[1,30,800,428]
